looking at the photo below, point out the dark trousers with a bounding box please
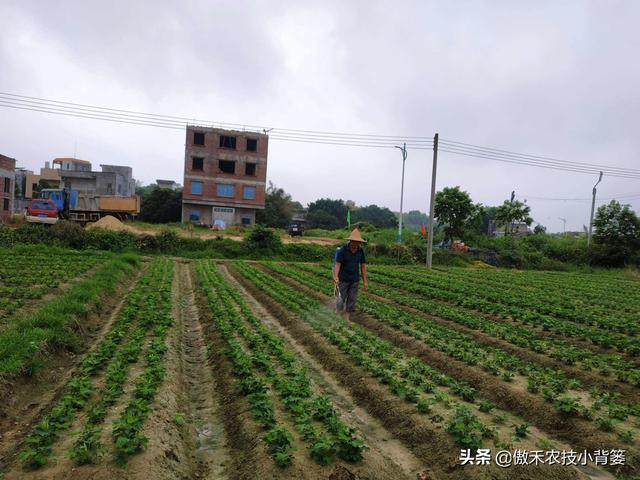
[336,281,359,313]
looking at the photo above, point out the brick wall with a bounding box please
[181,127,269,225]
[0,154,16,222]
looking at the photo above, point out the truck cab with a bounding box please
[25,198,59,225]
[39,188,78,212]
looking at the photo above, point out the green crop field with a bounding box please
[0,248,638,480]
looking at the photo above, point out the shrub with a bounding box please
[156,230,182,254]
[85,230,137,252]
[136,234,159,252]
[243,225,283,255]
[50,220,86,248]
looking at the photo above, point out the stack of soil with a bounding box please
[85,215,130,232]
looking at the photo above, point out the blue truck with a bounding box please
[30,188,140,224]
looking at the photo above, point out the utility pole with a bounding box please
[587,171,603,247]
[559,217,567,236]
[507,191,516,236]
[394,143,408,243]
[426,133,439,268]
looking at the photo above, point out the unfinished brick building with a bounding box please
[0,154,16,223]
[181,126,268,227]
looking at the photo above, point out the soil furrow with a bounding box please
[288,263,639,399]
[260,263,633,478]
[177,260,230,479]
[219,263,429,480]
[194,269,284,480]
[0,261,147,474]
[227,262,589,480]
[369,276,640,365]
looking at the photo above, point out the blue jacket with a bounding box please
[335,243,366,283]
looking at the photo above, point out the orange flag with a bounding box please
[421,223,426,238]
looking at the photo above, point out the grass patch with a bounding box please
[0,253,139,376]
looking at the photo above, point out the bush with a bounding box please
[50,221,86,249]
[282,243,332,262]
[2,221,635,269]
[156,230,182,254]
[243,225,283,255]
[85,229,137,252]
[136,234,159,252]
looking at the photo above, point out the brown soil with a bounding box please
[262,264,636,478]
[290,263,640,401]
[365,290,640,402]
[157,259,231,478]
[226,262,588,480]
[9,341,152,480]
[86,215,130,232]
[194,267,289,480]
[373,276,640,366]
[122,260,224,479]
[281,236,340,246]
[219,264,427,480]
[0,262,147,477]
[121,221,341,246]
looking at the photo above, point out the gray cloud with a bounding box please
[1,0,639,233]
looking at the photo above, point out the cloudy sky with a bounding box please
[1,0,639,232]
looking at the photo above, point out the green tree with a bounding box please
[434,186,479,241]
[307,198,347,229]
[466,205,499,236]
[243,224,283,254]
[33,179,57,196]
[533,224,547,235]
[593,200,640,265]
[138,187,182,223]
[255,182,296,228]
[352,204,397,229]
[495,199,533,236]
[135,184,156,198]
[401,210,428,233]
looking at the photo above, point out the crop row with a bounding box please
[294,263,639,387]
[263,262,640,436]
[196,260,365,466]
[0,253,139,376]
[232,261,542,451]
[372,265,638,334]
[0,248,108,319]
[365,268,639,355]
[81,258,173,464]
[18,258,174,468]
[434,266,640,314]
[432,267,640,310]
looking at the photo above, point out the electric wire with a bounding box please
[0,98,434,148]
[522,193,640,202]
[1,92,639,179]
[0,92,432,143]
[437,147,640,179]
[439,139,640,175]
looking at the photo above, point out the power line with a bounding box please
[0,92,432,143]
[522,193,640,202]
[0,100,431,149]
[1,92,639,179]
[439,143,640,176]
[440,138,640,174]
[438,147,640,179]
[0,98,437,149]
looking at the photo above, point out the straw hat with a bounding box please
[345,228,367,243]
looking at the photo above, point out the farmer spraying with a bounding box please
[333,228,368,319]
